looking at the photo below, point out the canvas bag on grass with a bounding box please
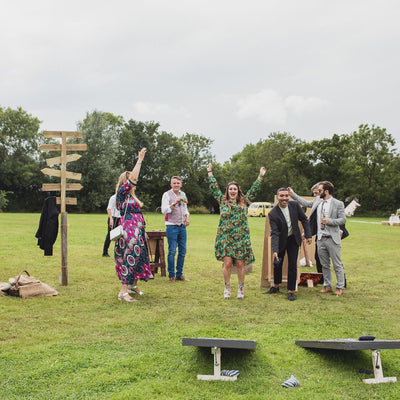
[110,196,130,241]
[8,270,58,298]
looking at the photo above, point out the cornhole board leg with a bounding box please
[363,350,397,384]
[197,346,237,381]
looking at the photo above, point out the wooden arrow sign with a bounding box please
[56,197,77,205]
[41,168,82,181]
[39,143,87,152]
[46,153,82,166]
[43,131,83,138]
[42,183,83,191]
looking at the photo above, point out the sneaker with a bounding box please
[281,375,300,387]
[287,292,296,301]
[237,285,244,300]
[224,283,231,299]
[266,286,279,294]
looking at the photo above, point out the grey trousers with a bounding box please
[317,236,345,290]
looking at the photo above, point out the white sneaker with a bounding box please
[237,285,244,300]
[224,284,231,299]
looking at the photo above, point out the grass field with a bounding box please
[1,213,400,399]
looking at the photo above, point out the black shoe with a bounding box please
[287,292,296,301]
[102,254,110,257]
[265,286,279,294]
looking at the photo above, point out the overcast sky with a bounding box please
[1,0,399,162]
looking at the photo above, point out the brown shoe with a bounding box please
[333,289,344,296]
[169,277,175,283]
[319,287,333,293]
[175,276,189,282]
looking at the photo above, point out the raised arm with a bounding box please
[129,148,146,184]
[287,187,314,208]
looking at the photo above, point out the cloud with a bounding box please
[236,89,328,124]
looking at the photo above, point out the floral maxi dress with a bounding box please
[114,180,153,285]
[208,176,261,266]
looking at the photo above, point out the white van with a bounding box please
[247,202,274,217]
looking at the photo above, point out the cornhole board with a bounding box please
[298,272,323,287]
[296,339,400,384]
[182,337,256,381]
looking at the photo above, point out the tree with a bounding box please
[72,110,124,212]
[343,124,398,211]
[0,106,43,211]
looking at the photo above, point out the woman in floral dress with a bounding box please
[114,148,153,302]
[207,163,266,300]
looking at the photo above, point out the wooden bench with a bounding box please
[182,337,256,381]
[296,338,400,384]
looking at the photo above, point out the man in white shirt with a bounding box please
[102,194,120,257]
[161,176,190,282]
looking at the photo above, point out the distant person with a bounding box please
[267,188,312,301]
[314,181,346,296]
[161,176,190,282]
[114,148,153,302]
[207,163,266,300]
[102,193,119,257]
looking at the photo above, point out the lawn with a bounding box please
[0,213,400,399]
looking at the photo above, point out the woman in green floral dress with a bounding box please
[207,163,266,300]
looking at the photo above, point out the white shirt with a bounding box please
[161,190,189,226]
[317,197,332,239]
[107,194,120,218]
[279,205,293,236]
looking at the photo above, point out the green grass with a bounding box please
[1,213,400,399]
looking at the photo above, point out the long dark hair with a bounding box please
[223,181,250,209]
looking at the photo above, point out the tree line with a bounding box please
[1,106,399,215]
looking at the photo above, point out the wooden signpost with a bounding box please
[39,131,87,285]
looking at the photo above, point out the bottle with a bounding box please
[321,212,326,230]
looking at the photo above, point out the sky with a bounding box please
[1,0,400,162]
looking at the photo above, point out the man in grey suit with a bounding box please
[315,181,346,296]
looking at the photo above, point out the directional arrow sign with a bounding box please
[56,197,77,205]
[39,144,87,152]
[41,168,82,180]
[42,183,83,191]
[46,153,82,166]
[43,131,83,138]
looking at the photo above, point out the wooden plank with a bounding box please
[42,183,83,191]
[41,168,82,180]
[295,339,400,351]
[39,143,87,152]
[182,338,256,350]
[56,197,77,205]
[43,131,82,138]
[46,153,82,166]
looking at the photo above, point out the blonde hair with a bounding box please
[115,171,143,208]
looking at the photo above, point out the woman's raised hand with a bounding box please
[206,163,212,173]
[138,148,147,161]
[259,166,266,177]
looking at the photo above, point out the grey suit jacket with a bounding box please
[291,191,346,243]
[322,197,346,244]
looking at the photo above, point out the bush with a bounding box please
[188,205,209,214]
[0,190,12,211]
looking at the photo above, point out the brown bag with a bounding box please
[8,270,58,298]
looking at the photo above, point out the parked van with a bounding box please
[247,202,274,217]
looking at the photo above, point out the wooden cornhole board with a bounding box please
[296,339,400,384]
[260,196,316,288]
[182,337,256,381]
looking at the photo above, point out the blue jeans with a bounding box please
[166,225,187,278]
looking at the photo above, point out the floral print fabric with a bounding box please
[114,180,153,284]
[208,176,261,266]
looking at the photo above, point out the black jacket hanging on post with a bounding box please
[35,196,59,256]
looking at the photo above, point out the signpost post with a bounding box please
[39,131,87,285]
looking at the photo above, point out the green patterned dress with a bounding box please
[208,175,262,266]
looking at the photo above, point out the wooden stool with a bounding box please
[147,230,166,277]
